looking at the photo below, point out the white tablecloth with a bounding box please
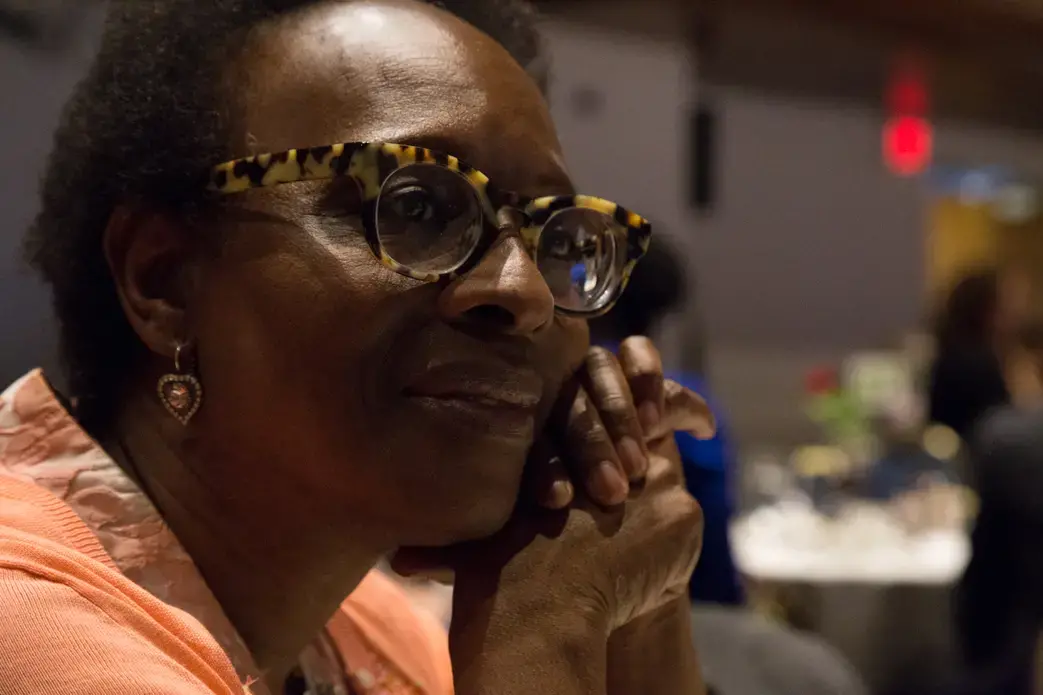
[731,501,970,693]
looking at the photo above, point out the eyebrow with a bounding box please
[394,134,574,198]
[397,134,475,163]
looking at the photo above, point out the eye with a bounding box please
[376,163,483,275]
[536,207,624,314]
[386,185,437,223]
[547,236,573,257]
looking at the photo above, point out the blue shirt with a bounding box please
[670,371,744,606]
[594,341,743,605]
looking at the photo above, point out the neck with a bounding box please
[108,391,387,684]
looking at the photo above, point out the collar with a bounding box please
[0,369,263,682]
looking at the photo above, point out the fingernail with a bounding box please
[546,479,574,509]
[619,436,648,480]
[591,460,629,505]
[638,401,660,432]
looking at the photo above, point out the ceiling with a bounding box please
[536,0,1043,130]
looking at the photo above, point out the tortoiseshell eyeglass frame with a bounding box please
[207,141,652,317]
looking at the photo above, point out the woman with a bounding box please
[1,1,711,694]
[928,267,1030,442]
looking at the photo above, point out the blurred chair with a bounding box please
[691,604,869,695]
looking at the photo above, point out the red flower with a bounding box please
[805,366,839,395]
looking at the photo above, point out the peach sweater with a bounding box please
[0,370,453,695]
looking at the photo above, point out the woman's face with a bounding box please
[182,1,587,544]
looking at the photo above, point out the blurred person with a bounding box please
[590,237,744,606]
[927,267,1031,441]
[952,403,1043,695]
[950,318,1043,695]
[0,1,718,694]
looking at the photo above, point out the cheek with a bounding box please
[536,316,590,416]
[188,238,411,455]
[560,316,590,373]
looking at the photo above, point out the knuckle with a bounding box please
[662,487,703,529]
[573,419,610,448]
[586,345,618,367]
[646,452,685,486]
[659,489,704,558]
[625,364,662,382]
[663,379,685,399]
[621,335,655,353]
[621,336,662,366]
[597,393,636,420]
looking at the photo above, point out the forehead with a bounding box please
[231,0,569,195]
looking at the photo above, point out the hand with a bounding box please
[529,336,715,509]
[421,434,703,694]
[389,337,711,580]
[408,432,703,629]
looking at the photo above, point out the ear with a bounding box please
[103,205,197,359]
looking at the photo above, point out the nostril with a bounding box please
[463,304,516,328]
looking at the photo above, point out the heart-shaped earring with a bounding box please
[157,343,203,425]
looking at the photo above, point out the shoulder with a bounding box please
[0,473,115,567]
[971,407,1043,518]
[0,475,245,694]
[973,406,1043,462]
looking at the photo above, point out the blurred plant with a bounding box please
[804,365,874,463]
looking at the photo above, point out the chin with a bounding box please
[451,493,518,542]
[400,473,523,547]
[377,419,533,546]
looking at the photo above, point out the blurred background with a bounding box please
[7,0,1043,693]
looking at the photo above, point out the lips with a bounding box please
[403,361,543,411]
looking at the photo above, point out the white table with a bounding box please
[731,501,970,693]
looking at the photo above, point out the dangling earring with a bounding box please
[157,343,203,425]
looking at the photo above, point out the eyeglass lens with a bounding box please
[536,207,623,314]
[375,163,625,313]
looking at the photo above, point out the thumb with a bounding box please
[645,380,716,441]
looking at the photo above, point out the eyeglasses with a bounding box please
[208,141,651,317]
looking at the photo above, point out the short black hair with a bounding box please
[589,235,687,341]
[23,0,546,434]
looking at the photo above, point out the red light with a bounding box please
[883,116,933,176]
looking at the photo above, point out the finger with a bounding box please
[581,346,649,481]
[524,438,575,510]
[654,379,717,441]
[618,336,665,434]
[560,386,630,506]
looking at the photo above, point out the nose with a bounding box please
[437,231,555,337]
